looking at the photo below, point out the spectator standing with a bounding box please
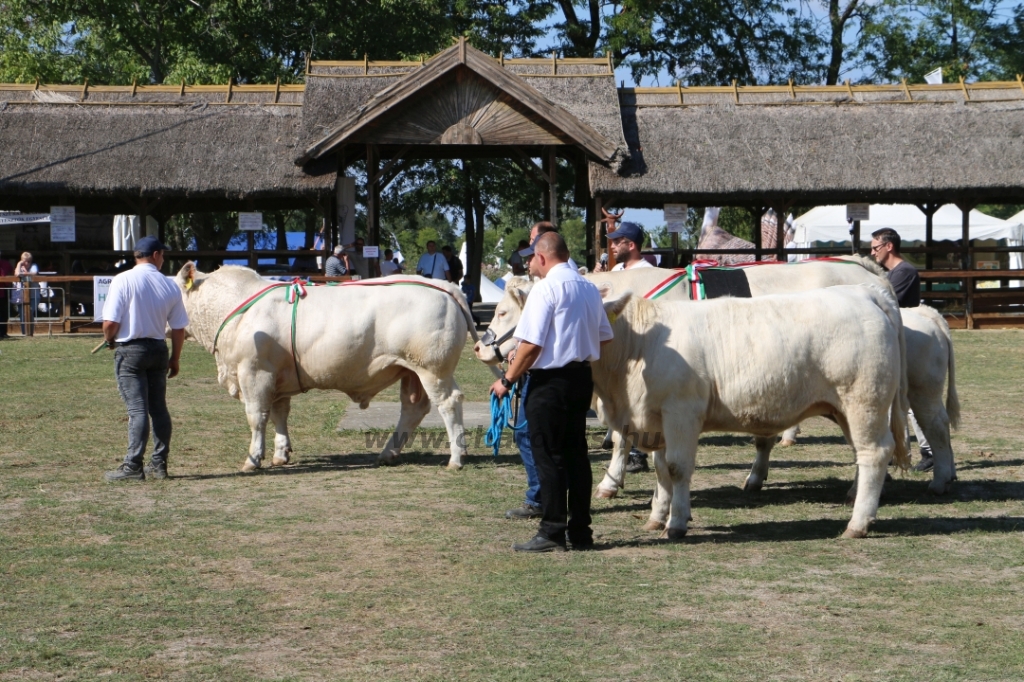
[416,241,450,280]
[379,249,402,276]
[345,238,374,279]
[0,250,12,338]
[325,245,349,277]
[491,232,613,552]
[101,236,190,482]
[508,240,529,276]
[441,245,464,285]
[14,251,39,335]
[606,222,654,272]
[870,227,931,471]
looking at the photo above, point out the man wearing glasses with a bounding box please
[870,228,920,308]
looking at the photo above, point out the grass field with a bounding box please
[1,331,1023,681]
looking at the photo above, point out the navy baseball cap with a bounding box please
[134,236,169,255]
[518,233,541,258]
[607,221,644,246]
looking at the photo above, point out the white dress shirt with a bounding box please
[380,260,400,276]
[102,264,189,341]
[514,262,614,369]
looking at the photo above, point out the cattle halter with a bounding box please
[479,326,517,362]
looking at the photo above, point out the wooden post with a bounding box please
[852,221,861,255]
[956,200,975,328]
[545,147,558,226]
[366,144,380,250]
[20,273,33,336]
[585,198,595,270]
[752,206,763,262]
[247,231,257,270]
[593,196,604,268]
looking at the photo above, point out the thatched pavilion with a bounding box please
[3,40,1024,325]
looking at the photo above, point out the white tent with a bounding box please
[458,242,505,303]
[792,204,1021,244]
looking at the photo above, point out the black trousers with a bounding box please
[524,364,594,544]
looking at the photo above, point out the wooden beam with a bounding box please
[370,144,413,187]
[366,144,380,250]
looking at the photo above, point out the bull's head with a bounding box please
[474,278,532,365]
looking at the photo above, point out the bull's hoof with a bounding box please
[779,439,796,447]
[642,519,666,532]
[743,480,763,493]
[378,457,401,467]
[842,527,869,539]
[241,458,261,473]
[928,480,953,495]
[664,527,688,541]
[600,437,614,450]
[446,461,464,471]
[595,487,619,499]
[271,453,291,467]
[844,494,857,507]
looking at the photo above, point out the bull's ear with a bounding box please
[176,262,197,291]
[511,287,528,307]
[602,288,632,318]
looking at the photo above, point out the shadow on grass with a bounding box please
[697,434,849,448]
[697,459,850,472]
[592,515,1024,548]
[955,458,1024,472]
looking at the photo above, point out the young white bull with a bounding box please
[584,257,959,497]
[478,282,909,539]
[175,264,476,471]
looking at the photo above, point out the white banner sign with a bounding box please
[924,68,943,85]
[0,213,50,225]
[664,204,688,233]
[50,206,75,242]
[362,245,379,258]
[93,276,113,322]
[846,204,870,222]
[238,212,263,231]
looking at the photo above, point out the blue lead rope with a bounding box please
[485,391,526,457]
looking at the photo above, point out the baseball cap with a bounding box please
[135,236,168,255]
[606,221,644,246]
[518,234,541,258]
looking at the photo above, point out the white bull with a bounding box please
[477,282,910,538]
[174,264,476,471]
[585,257,959,496]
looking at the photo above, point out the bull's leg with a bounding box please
[428,376,468,470]
[238,369,274,473]
[779,423,801,447]
[743,436,776,492]
[269,397,293,467]
[840,412,893,538]
[601,427,614,450]
[911,399,956,495]
[595,428,628,498]
[643,449,671,531]
[662,414,701,540]
[379,371,432,467]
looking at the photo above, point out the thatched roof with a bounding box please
[0,97,333,213]
[299,40,626,167]
[591,91,1024,206]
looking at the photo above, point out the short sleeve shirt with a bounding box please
[416,252,449,279]
[887,260,921,308]
[611,258,655,271]
[102,263,189,341]
[515,262,614,369]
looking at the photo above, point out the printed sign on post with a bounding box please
[93,276,113,322]
[846,204,870,222]
[238,212,263,231]
[664,204,688,233]
[50,206,76,242]
[362,246,379,258]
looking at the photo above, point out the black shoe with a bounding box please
[505,504,542,519]
[104,463,145,482]
[512,535,566,553]
[913,456,934,473]
[625,449,649,474]
[144,461,168,480]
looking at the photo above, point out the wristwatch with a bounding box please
[500,374,514,390]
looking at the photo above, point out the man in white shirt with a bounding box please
[379,249,401,276]
[415,241,450,280]
[101,236,189,482]
[491,233,614,552]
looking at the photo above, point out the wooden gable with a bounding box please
[296,39,618,165]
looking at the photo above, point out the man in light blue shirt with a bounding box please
[415,241,450,281]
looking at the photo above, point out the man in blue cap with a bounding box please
[101,236,189,482]
[595,221,654,273]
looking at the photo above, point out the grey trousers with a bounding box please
[115,339,171,467]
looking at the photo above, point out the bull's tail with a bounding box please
[868,285,910,470]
